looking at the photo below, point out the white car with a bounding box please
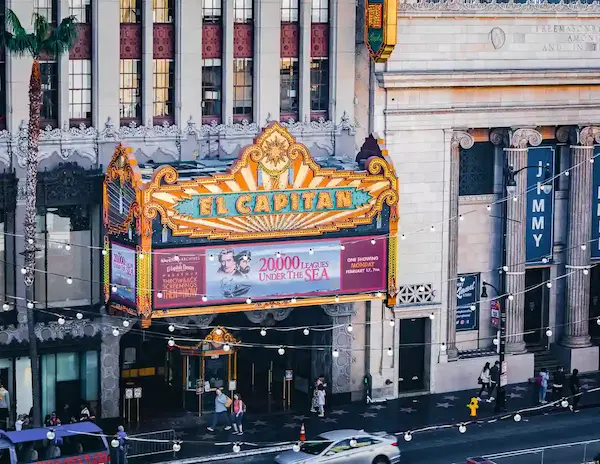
[274,429,401,464]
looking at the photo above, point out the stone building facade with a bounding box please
[0,0,376,421]
[369,0,600,395]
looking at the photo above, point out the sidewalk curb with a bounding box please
[166,445,290,463]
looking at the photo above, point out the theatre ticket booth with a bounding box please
[176,327,239,414]
[102,123,399,414]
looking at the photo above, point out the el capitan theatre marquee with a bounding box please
[103,123,399,326]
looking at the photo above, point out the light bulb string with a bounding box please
[5,144,598,260]
[400,385,600,439]
[6,260,596,341]
[23,278,600,352]
[3,231,599,302]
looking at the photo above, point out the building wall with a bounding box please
[376,0,600,394]
[0,0,368,417]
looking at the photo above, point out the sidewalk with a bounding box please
[130,371,600,463]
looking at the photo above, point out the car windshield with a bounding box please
[300,438,333,455]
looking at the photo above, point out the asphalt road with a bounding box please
[206,408,600,464]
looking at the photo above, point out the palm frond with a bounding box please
[39,15,78,59]
[2,9,35,56]
[32,13,50,42]
[4,8,26,36]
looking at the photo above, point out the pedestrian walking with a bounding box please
[317,384,326,417]
[537,368,549,403]
[114,425,128,464]
[477,362,491,399]
[551,365,565,402]
[487,361,500,402]
[207,388,232,432]
[231,393,246,435]
[569,368,581,411]
[310,375,327,413]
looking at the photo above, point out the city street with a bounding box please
[207,407,600,464]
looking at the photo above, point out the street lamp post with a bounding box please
[482,158,553,413]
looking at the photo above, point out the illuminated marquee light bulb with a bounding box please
[430,225,435,232]
[2,303,9,311]
[486,205,491,211]
[303,328,309,336]
[112,328,120,337]
[246,297,252,304]
[332,349,339,358]
[459,214,464,221]
[20,268,26,275]
[502,266,509,272]
[371,238,376,245]
[112,285,118,293]
[460,276,465,283]
[209,254,215,261]
[347,324,353,333]
[584,269,590,275]
[66,277,73,285]
[508,294,514,301]
[546,282,552,288]
[335,296,340,303]
[65,244,71,251]
[376,291,382,298]
[340,244,345,250]
[102,249,107,256]
[387,347,393,357]
[291,297,297,303]
[202,295,208,302]
[440,343,447,352]
[564,170,570,176]
[168,338,175,347]
[260,328,267,336]
[58,317,66,325]
[223,343,231,352]
[122,320,130,328]
[27,301,34,309]
[513,196,518,202]
[278,346,285,356]
[157,292,163,299]
[309,248,314,255]
[458,424,467,434]
[429,312,435,320]
[582,244,587,251]
[276,251,281,258]
[168,324,175,332]
[76,312,83,320]
[215,328,223,336]
[401,234,406,240]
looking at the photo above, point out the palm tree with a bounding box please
[2,9,78,427]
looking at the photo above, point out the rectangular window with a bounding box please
[40,62,58,124]
[202,58,222,121]
[311,0,328,23]
[35,206,94,308]
[459,142,495,196]
[120,0,141,23]
[234,0,252,23]
[282,0,299,22]
[153,0,173,23]
[120,59,142,121]
[203,0,222,23]
[69,59,92,122]
[153,58,174,119]
[233,58,252,120]
[310,58,328,114]
[34,0,55,23]
[69,0,91,23]
[280,58,299,117]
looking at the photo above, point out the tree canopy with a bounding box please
[2,8,78,60]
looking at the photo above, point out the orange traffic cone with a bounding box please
[299,423,306,442]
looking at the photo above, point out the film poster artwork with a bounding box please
[110,243,136,305]
[153,248,206,309]
[204,236,386,303]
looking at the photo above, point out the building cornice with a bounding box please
[377,69,600,89]
[398,0,600,18]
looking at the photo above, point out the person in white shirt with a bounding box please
[317,385,326,417]
[478,362,491,400]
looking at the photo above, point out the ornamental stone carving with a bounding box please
[166,314,216,328]
[451,131,474,150]
[322,303,356,317]
[398,0,600,16]
[579,126,600,147]
[556,126,578,144]
[490,128,509,147]
[244,308,294,325]
[510,128,542,149]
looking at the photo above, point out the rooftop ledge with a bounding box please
[398,0,600,17]
[376,68,600,88]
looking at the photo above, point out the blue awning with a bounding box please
[0,422,103,444]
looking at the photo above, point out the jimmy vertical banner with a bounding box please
[591,146,600,261]
[525,146,555,265]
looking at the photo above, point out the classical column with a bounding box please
[57,0,69,128]
[142,0,154,124]
[504,128,542,353]
[323,303,355,394]
[222,0,235,123]
[178,0,203,125]
[562,126,598,347]
[100,317,133,418]
[446,131,474,359]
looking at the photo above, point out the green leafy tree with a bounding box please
[2,9,78,427]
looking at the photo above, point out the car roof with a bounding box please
[318,429,370,441]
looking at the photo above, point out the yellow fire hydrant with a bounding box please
[467,397,479,417]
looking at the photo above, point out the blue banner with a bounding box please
[456,273,480,332]
[525,146,555,265]
[592,146,600,260]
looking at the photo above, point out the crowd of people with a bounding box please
[477,362,583,410]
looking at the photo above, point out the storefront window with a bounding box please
[35,206,96,308]
[185,357,200,390]
[42,351,99,417]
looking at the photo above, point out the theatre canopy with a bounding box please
[103,123,399,326]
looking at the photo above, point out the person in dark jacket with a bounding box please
[569,368,581,411]
[551,365,566,402]
[487,361,500,402]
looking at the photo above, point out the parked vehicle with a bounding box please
[275,429,400,464]
[0,422,109,463]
